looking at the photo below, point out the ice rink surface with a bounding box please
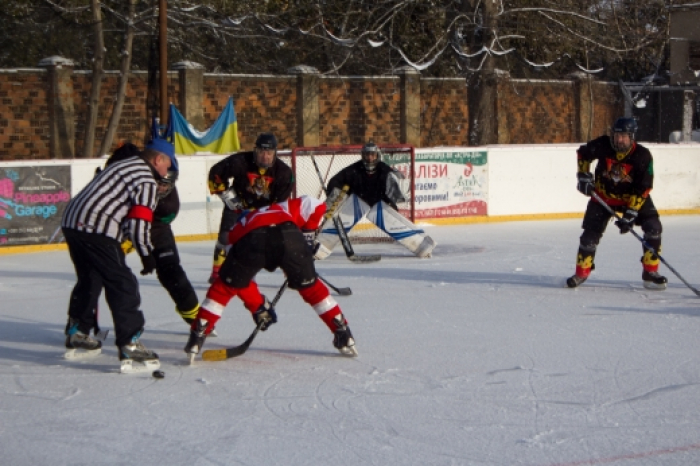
[1,216,699,465]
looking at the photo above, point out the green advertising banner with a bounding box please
[385,149,488,219]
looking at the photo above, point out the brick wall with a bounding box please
[0,66,625,161]
[203,75,297,150]
[504,80,576,144]
[71,71,177,157]
[0,71,50,160]
[421,78,470,147]
[319,77,402,145]
[591,82,624,139]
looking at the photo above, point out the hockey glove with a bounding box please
[219,188,243,211]
[208,175,227,195]
[615,209,638,234]
[576,172,594,196]
[121,239,135,255]
[302,229,320,255]
[139,254,157,275]
[253,300,277,331]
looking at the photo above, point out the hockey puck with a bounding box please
[152,370,165,379]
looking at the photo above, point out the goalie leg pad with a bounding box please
[366,201,437,257]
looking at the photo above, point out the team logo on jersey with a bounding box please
[604,160,632,184]
[246,173,273,199]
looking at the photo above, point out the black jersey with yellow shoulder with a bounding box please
[208,151,293,210]
[577,135,654,210]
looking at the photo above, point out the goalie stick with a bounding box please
[591,191,700,297]
[201,279,289,361]
[310,154,381,263]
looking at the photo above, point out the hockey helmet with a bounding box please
[254,132,278,169]
[157,169,178,200]
[361,142,381,173]
[611,117,637,153]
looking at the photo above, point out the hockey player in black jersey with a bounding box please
[567,117,667,290]
[206,133,293,283]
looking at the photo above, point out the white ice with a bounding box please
[1,217,700,465]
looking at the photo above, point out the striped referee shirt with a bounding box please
[62,156,158,257]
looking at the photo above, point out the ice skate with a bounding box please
[415,236,437,258]
[64,320,102,359]
[566,274,588,288]
[332,315,358,357]
[119,331,159,373]
[642,270,667,290]
[184,319,208,364]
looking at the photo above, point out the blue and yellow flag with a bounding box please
[167,97,240,155]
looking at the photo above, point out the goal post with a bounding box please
[290,144,416,243]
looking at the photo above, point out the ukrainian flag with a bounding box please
[168,97,240,155]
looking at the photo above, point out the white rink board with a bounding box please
[487,143,700,216]
[2,143,700,238]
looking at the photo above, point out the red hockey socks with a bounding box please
[298,279,344,332]
[192,308,220,335]
[236,281,266,314]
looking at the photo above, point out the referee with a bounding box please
[61,139,173,365]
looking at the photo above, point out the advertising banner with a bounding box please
[0,165,71,246]
[386,149,488,219]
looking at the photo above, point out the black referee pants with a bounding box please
[63,228,145,347]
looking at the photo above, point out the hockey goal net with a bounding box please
[290,144,416,243]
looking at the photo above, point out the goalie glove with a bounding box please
[302,229,320,255]
[386,170,408,207]
[220,188,243,211]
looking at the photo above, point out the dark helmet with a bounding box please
[255,133,278,151]
[254,133,278,169]
[611,117,637,152]
[157,169,178,200]
[361,142,381,173]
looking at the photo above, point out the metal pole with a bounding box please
[159,0,168,127]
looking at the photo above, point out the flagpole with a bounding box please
[159,0,168,128]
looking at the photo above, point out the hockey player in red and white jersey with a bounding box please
[184,195,357,360]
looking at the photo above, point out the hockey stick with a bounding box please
[591,191,700,297]
[201,279,289,361]
[318,274,352,296]
[309,154,381,263]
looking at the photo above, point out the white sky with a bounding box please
[1,216,700,465]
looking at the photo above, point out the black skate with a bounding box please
[119,331,159,374]
[642,271,667,290]
[64,319,102,359]
[184,319,209,364]
[332,314,358,357]
[566,274,588,288]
